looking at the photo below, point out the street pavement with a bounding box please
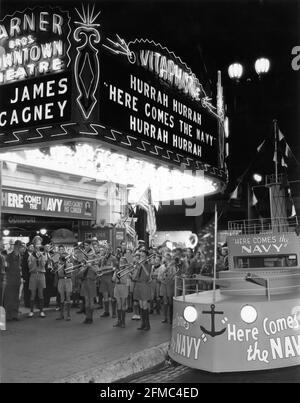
[124,362,300,383]
[0,307,171,383]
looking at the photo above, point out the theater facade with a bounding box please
[0,1,228,246]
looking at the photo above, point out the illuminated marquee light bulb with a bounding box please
[240,305,258,324]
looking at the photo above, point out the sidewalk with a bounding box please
[0,306,171,383]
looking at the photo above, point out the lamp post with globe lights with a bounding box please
[227,57,271,223]
[254,57,271,77]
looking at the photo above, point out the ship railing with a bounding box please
[175,272,300,302]
[227,216,299,235]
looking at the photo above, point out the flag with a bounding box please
[257,139,266,153]
[251,192,258,206]
[125,218,137,240]
[137,187,157,238]
[290,204,296,218]
[281,157,288,168]
[278,129,284,141]
[285,143,292,158]
[197,218,216,267]
[230,185,239,200]
[273,151,277,162]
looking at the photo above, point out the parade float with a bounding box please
[169,129,300,372]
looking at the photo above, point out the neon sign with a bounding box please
[0,7,70,84]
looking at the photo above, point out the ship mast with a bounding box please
[273,119,278,183]
[266,119,288,232]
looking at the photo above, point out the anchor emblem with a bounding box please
[200,304,226,337]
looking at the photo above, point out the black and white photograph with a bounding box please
[0,0,299,388]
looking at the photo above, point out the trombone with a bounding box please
[116,254,155,280]
[96,265,116,278]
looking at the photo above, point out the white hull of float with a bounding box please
[169,289,300,372]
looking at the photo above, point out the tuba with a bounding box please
[187,233,199,250]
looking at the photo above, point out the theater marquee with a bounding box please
[0,2,227,190]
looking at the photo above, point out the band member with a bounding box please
[133,248,152,331]
[158,253,177,324]
[99,244,118,318]
[124,247,134,313]
[130,251,141,321]
[78,242,99,324]
[112,257,130,328]
[53,245,68,311]
[4,240,22,321]
[91,240,102,309]
[150,254,162,315]
[0,240,6,309]
[28,237,47,318]
[56,255,73,321]
[44,244,55,308]
[76,241,94,314]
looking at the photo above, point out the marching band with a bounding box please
[0,236,227,330]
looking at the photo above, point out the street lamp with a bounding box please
[228,63,243,81]
[254,57,270,76]
[253,173,263,183]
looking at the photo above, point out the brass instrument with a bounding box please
[96,267,116,278]
[117,254,155,280]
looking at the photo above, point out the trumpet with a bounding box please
[116,254,155,280]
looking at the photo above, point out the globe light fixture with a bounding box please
[40,228,47,235]
[3,229,10,236]
[253,173,263,183]
[254,57,270,76]
[240,305,258,324]
[228,63,243,81]
[183,306,198,323]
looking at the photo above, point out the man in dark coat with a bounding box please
[21,243,34,308]
[4,240,22,321]
[0,240,7,308]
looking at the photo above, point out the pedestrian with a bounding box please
[0,240,7,315]
[28,239,47,318]
[4,240,22,321]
